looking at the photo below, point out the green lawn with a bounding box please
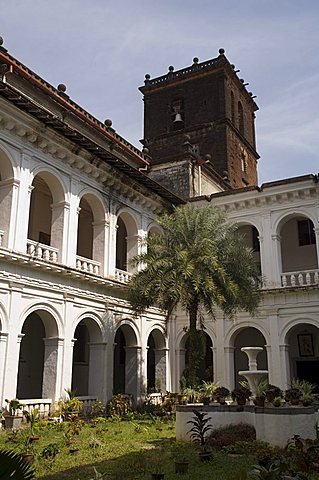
[1,415,319,479]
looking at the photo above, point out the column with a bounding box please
[175,348,185,392]
[13,165,33,253]
[314,227,319,269]
[108,202,118,277]
[279,344,291,390]
[42,337,64,400]
[60,295,75,393]
[268,312,281,386]
[270,234,282,287]
[65,182,80,267]
[88,342,107,400]
[125,346,141,402]
[0,178,19,249]
[0,332,8,406]
[92,220,109,276]
[51,201,70,264]
[224,346,235,390]
[154,348,168,392]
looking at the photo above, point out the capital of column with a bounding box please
[51,200,70,210]
[28,185,35,195]
[125,345,142,351]
[17,333,25,344]
[271,234,281,242]
[0,331,8,342]
[279,344,289,352]
[43,336,64,347]
[0,178,20,189]
[93,220,110,228]
[224,346,235,353]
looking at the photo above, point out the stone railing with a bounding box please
[76,255,100,275]
[27,239,58,263]
[19,398,52,418]
[78,396,98,415]
[281,269,319,287]
[115,268,132,283]
[0,230,4,247]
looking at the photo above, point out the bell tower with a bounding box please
[139,49,259,199]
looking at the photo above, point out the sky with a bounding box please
[1,0,318,185]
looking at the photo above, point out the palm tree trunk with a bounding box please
[187,300,198,387]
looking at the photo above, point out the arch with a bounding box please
[234,222,262,275]
[71,314,105,398]
[73,311,105,342]
[276,212,318,274]
[113,322,139,397]
[231,326,268,388]
[20,302,62,338]
[147,328,167,393]
[17,307,61,399]
[0,144,18,248]
[178,330,214,384]
[273,210,318,235]
[226,321,270,347]
[282,319,319,391]
[148,224,163,236]
[0,302,9,332]
[29,167,66,204]
[116,210,139,273]
[76,192,106,270]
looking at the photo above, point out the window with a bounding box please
[170,99,184,131]
[252,227,260,252]
[238,101,244,135]
[298,219,315,246]
[241,151,247,174]
[231,91,235,123]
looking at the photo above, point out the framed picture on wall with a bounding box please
[298,333,314,357]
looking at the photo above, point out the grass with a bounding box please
[0,415,255,479]
[1,415,319,479]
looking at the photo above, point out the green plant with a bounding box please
[247,463,280,479]
[214,386,230,401]
[291,379,316,396]
[272,396,282,407]
[107,394,131,417]
[232,387,251,404]
[200,381,219,399]
[300,393,315,406]
[0,448,35,479]
[255,379,269,398]
[209,423,256,449]
[265,385,282,403]
[187,409,213,450]
[41,443,60,459]
[23,409,39,437]
[284,388,301,405]
[183,386,199,403]
[155,378,162,392]
[5,398,25,416]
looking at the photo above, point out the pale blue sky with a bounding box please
[1,0,318,184]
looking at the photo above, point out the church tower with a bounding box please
[139,49,259,199]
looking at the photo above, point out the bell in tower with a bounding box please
[139,49,259,198]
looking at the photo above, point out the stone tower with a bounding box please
[139,49,259,199]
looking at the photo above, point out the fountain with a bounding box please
[238,346,268,396]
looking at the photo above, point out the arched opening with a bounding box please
[231,91,235,123]
[72,318,104,398]
[27,172,65,262]
[116,217,127,271]
[115,212,138,276]
[236,224,261,275]
[147,329,166,393]
[285,323,319,392]
[76,194,106,275]
[113,325,138,399]
[233,327,268,388]
[0,148,15,248]
[17,310,59,399]
[181,331,213,385]
[77,197,94,259]
[280,215,318,286]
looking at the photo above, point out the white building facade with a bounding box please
[0,44,318,412]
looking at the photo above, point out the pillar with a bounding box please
[0,332,8,406]
[42,337,63,400]
[224,346,235,390]
[125,346,141,402]
[88,342,107,400]
[279,344,291,390]
[51,201,70,264]
[154,348,168,392]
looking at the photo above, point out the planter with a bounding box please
[254,396,266,407]
[4,415,23,430]
[174,460,189,474]
[151,474,165,480]
[216,397,226,405]
[202,397,210,406]
[199,451,213,462]
[21,453,35,464]
[236,399,246,406]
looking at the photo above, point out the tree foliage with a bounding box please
[127,204,261,385]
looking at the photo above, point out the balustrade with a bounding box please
[27,239,58,262]
[76,255,100,275]
[281,269,319,287]
[115,268,132,283]
[19,398,52,419]
[0,230,4,247]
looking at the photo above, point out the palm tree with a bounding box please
[127,204,261,386]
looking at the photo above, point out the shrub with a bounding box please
[107,394,131,418]
[208,423,256,449]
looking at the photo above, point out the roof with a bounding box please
[0,43,185,206]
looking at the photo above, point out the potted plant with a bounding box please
[183,387,199,404]
[187,409,213,461]
[231,388,251,406]
[214,386,230,405]
[19,429,35,464]
[0,449,35,479]
[265,384,282,403]
[272,396,282,407]
[173,442,189,474]
[291,378,316,406]
[58,389,83,420]
[199,381,218,405]
[253,379,268,407]
[23,409,40,441]
[300,393,315,407]
[284,388,301,405]
[4,399,25,430]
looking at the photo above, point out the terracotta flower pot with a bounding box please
[174,460,189,474]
